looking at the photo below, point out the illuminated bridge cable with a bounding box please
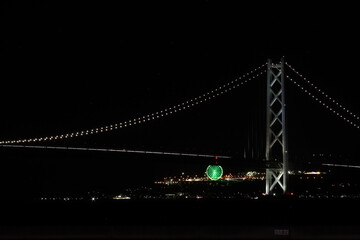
[0,144,232,159]
[285,62,360,121]
[286,75,360,130]
[322,163,360,169]
[0,64,266,145]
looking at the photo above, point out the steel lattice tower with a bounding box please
[265,58,289,195]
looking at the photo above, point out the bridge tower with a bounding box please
[265,58,289,195]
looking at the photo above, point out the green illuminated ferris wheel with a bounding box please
[206,165,223,180]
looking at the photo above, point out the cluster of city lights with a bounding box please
[155,171,266,185]
[286,75,359,129]
[286,62,359,121]
[0,64,266,145]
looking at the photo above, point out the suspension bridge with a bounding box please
[0,58,358,195]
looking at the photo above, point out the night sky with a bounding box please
[1,1,359,197]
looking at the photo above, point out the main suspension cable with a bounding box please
[0,64,266,145]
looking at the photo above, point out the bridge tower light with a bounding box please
[265,58,289,195]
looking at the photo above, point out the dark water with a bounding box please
[1,198,360,239]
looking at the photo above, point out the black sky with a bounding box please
[0,1,359,196]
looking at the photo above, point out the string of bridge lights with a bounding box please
[0,64,267,145]
[0,144,232,159]
[286,75,360,130]
[285,62,359,121]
